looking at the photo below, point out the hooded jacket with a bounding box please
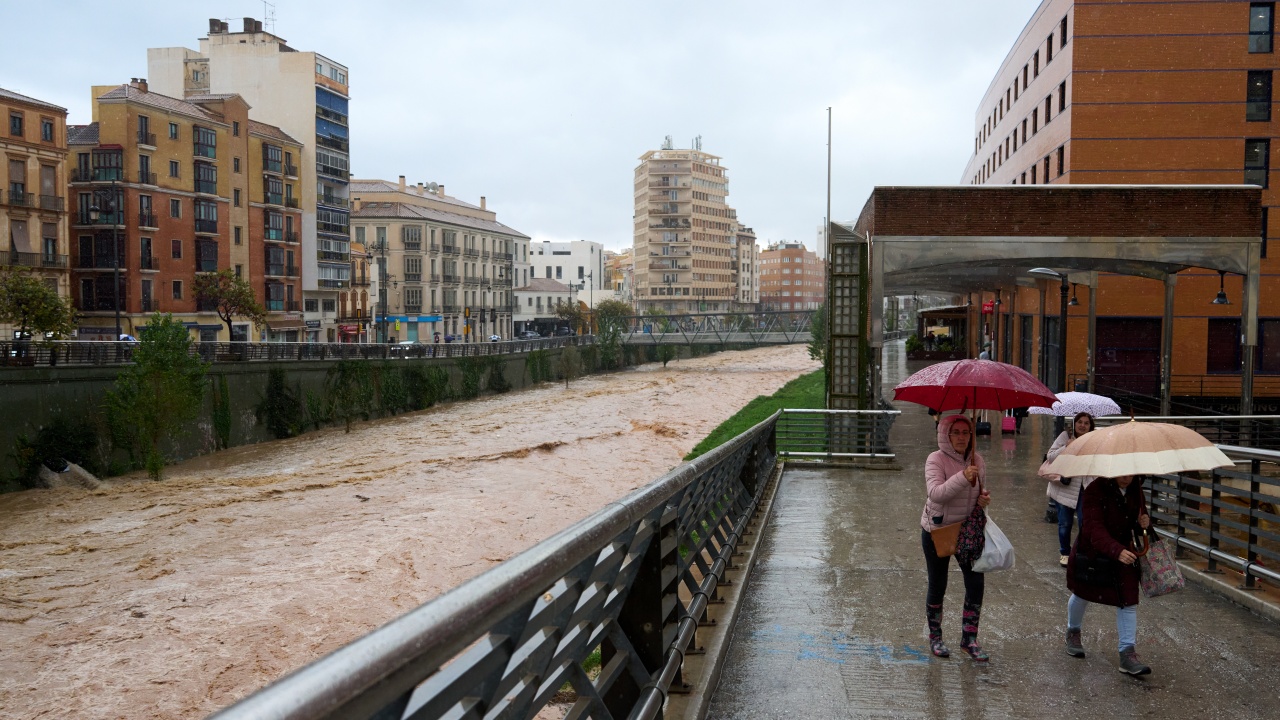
[920,414,987,532]
[1044,431,1098,509]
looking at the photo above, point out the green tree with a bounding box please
[105,313,209,479]
[0,266,77,340]
[326,359,371,433]
[193,269,267,339]
[593,299,633,369]
[807,304,827,366]
[555,300,587,335]
[645,308,678,367]
[559,343,582,388]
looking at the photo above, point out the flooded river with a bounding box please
[0,345,818,719]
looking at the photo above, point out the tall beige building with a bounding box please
[632,145,740,313]
[148,17,350,343]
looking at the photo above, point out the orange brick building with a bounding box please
[960,0,1280,411]
[759,241,825,312]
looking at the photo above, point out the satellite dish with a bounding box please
[427,182,439,192]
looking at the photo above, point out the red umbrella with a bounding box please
[893,359,1057,412]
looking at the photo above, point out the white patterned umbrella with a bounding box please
[1027,391,1122,418]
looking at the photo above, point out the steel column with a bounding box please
[1161,273,1177,416]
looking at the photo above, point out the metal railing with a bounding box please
[776,408,900,461]
[0,336,597,367]
[1144,444,1280,589]
[210,408,779,720]
[1096,415,1280,451]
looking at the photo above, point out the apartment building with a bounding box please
[1,88,69,339]
[513,278,573,336]
[758,241,826,312]
[735,225,760,309]
[349,177,526,342]
[960,0,1280,407]
[246,119,305,340]
[149,17,352,342]
[633,146,742,313]
[603,248,634,304]
[529,240,605,304]
[66,81,301,341]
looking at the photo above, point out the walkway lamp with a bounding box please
[1212,270,1231,305]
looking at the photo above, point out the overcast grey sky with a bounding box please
[4,0,1039,251]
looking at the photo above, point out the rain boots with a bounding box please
[1065,628,1085,657]
[960,602,989,662]
[926,603,950,657]
[1118,648,1152,676]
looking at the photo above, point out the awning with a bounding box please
[267,320,306,331]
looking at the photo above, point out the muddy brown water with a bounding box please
[0,345,818,720]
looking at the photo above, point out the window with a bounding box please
[1246,138,1270,187]
[194,125,216,158]
[1045,96,1052,123]
[1061,16,1068,47]
[1057,145,1066,177]
[194,161,217,194]
[1047,34,1054,64]
[168,279,182,300]
[1021,119,1027,143]
[1032,108,1039,134]
[170,198,181,218]
[1251,3,1275,53]
[322,299,337,313]
[9,112,23,136]
[1248,71,1273,121]
[1022,65,1029,90]
[1033,51,1040,78]
[1265,207,1271,259]
[1059,81,1067,112]
[1030,164,1038,184]
[234,226,242,245]
[1261,319,1280,373]
[305,298,319,313]
[1044,156,1051,182]
[172,239,182,259]
[233,157,240,173]
[169,160,180,178]
[232,121,240,137]
[41,118,53,142]
[556,266,563,279]
[235,264,242,278]
[1206,319,1243,373]
[168,122,178,140]
[233,188,241,207]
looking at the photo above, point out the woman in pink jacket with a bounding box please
[921,414,993,661]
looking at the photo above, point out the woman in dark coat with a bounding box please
[1064,474,1152,675]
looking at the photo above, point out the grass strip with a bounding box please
[684,369,825,461]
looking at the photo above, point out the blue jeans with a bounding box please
[1068,593,1138,653]
[1057,500,1076,556]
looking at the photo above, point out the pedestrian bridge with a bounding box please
[613,310,821,346]
[211,341,1280,720]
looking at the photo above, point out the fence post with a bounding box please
[1246,459,1261,589]
[602,504,680,717]
[1207,470,1223,574]
[1175,474,1188,560]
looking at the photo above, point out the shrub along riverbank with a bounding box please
[684,369,825,460]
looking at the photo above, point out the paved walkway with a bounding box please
[707,343,1280,719]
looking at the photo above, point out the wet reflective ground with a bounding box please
[709,344,1280,719]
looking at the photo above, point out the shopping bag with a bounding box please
[972,516,1015,573]
[1139,537,1185,598]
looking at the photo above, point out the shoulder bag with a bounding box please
[1138,529,1185,598]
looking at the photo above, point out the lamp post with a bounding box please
[584,270,593,334]
[1029,267,1070,433]
[375,239,398,343]
[87,179,122,340]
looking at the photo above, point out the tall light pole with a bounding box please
[87,178,122,339]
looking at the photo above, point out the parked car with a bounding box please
[555,327,574,336]
[517,330,541,339]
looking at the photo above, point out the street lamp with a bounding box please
[87,180,122,340]
[374,238,398,343]
[1028,267,1070,396]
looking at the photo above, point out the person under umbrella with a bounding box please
[920,414,992,661]
[1045,412,1097,566]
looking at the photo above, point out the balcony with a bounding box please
[196,242,219,273]
[428,243,440,253]
[317,193,348,208]
[194,218,218,235]
[80,296,126,312]
[138,171,157,186]
[75,253,126,270]
[316,162,349,180]
[494,252,512,261]
[284,163,299,178]
[264,192,283,206]
[442,273,461,284]
[266,299,284,312]
[265,228,284,242]
[140,254,158,270]
[404,304,422,314]
[480,251,491,260]
[6,250,67,269]
[462,248,479,257]
[138,212,157,229]
[318,220,349,235]
[263,159,282,174]
[265,264,297,277]
[137,130,157,147]
[71,166,124,183]
[140,298,157,312]
[316,135,349,153]
[351,273,370,287]
[404,272,421,282]
[285,231,300,244]
[318,278,349,289]
[4,190,35,208]
[463,276,480,286]
[429,273,441,283]
[404,241,421,252]
[197,297,219,312]
[316,106,348,125]
[319,250,350,262]
[442,244,459,255]
[443,304,460,314]
[77,211,124,226]
[194,142,216,159]
[195,179,218,196]
[285,197,300,209]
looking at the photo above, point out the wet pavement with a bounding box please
[707,343,1280,719]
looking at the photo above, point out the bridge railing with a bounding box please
[1096,414,1280,451]
[209,410,782,720]
[1145,444,1280,589]
[0,336,593,368]
[776,409,900,462]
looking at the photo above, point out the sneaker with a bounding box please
[1118,649,1151,676]
[1059,555,1069,567]
[1065,628,1085,658]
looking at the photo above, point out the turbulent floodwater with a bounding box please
[0,345,818,719]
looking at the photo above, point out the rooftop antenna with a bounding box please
[694,135,702,151]
[661,135,673,150]
[262,1,277,34]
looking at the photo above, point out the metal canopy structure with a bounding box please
[836,185,1264,413]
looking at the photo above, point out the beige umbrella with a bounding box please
[1046,421,1233,478]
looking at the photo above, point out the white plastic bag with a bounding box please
[971,516,1015,573]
